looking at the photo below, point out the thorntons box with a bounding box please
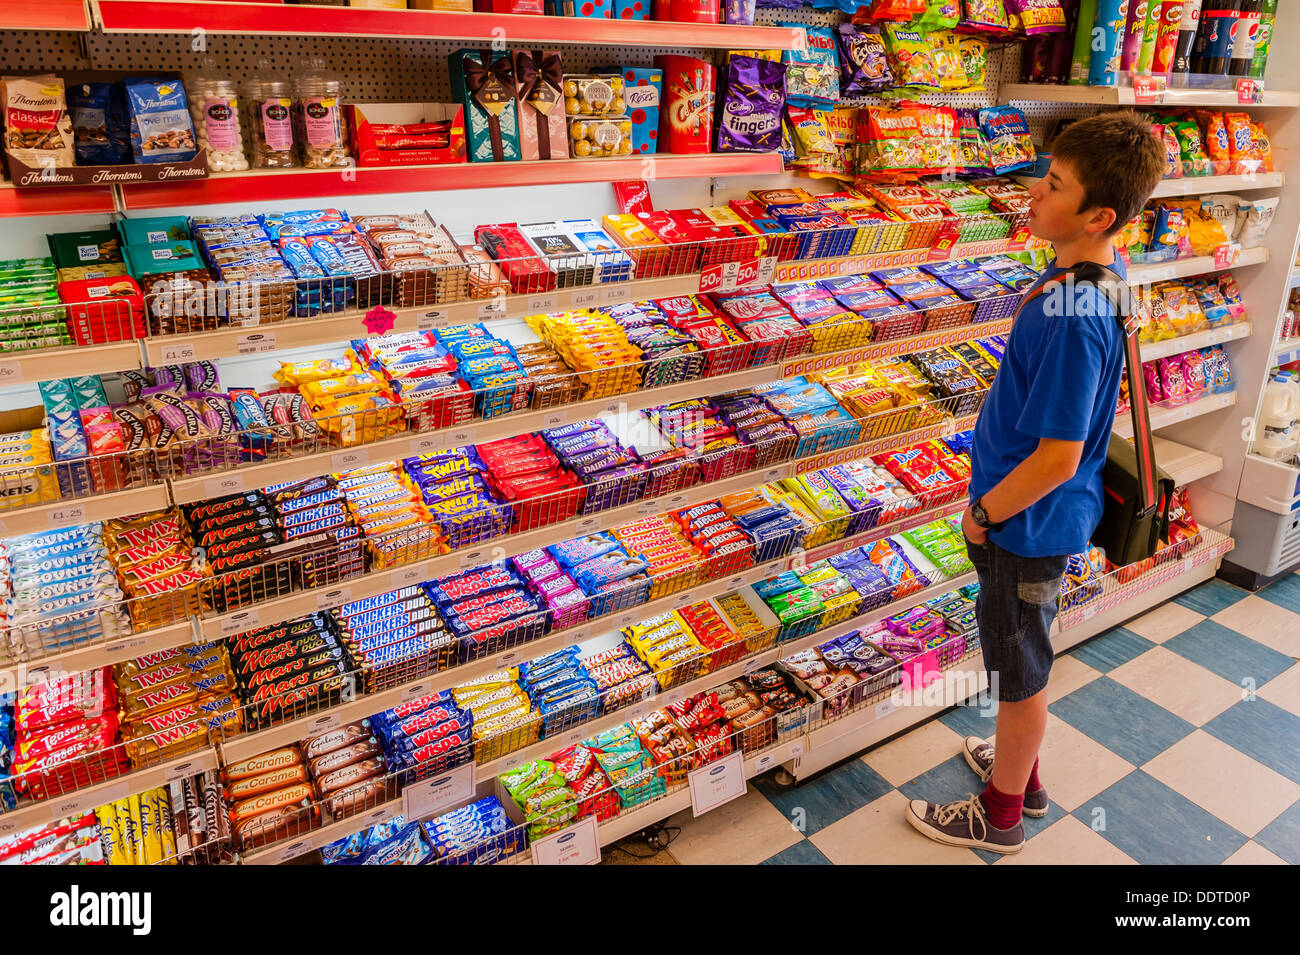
[513,50,569,161]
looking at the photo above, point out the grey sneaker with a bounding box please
[962,736,1049,817]
[906,793,1025,854]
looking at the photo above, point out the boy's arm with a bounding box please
[962,437,1083,545]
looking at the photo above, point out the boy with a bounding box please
[906,112,1166,854]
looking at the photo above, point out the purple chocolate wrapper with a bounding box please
[715,55,786,154]
[837,23,892,96]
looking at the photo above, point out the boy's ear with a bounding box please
[1086,205,1118,236]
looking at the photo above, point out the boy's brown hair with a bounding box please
[1051,111,1166,235]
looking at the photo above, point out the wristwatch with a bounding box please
[970,498,1003,531]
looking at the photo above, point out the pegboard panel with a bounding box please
[0,29,714,102]
[993,41,1104,145]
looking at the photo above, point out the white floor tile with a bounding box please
[1223,841,1289,865]
[810,790,986,865]
[1109,646,1244,726]
[1036,713,1136,813]
[1211,595,1300,658]
[1123,602,1207,644]
[995,815,1138,866]
[862,718,964,788]
[664,788,802,865]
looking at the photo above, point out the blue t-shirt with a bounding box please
[970,259,1126,558]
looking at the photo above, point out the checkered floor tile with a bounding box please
[609,574,1300,865]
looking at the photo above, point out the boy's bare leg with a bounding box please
[990,689,1048,796]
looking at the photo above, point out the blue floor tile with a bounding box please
[1070,627,1156,673]
[759,839,833,865]
[1172,578,1249,616]
[898,753,986,803]
[753,758,893,837]
[971,799,1069,864]
[1203,699,1300,785]
[938,701,999,741]
[1163,619,1294,688]
[1253,799,1300,865]
[1256,573,1300,614]
[1072,771,1246,865]
[1049,677,1193,766]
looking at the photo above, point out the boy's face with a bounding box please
[1026,158,1116,244]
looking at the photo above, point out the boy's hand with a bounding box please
[962,506,988,546]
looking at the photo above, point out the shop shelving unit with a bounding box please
[0,3,1294,864]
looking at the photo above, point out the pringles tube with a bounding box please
[656,55,716,154]
[1152,1,1185,75]
[1090,0,1132,86]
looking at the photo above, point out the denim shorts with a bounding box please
[964,535,1068,703]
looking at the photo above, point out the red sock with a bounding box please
[979,781,1024,830]
[1027,759,1041,793]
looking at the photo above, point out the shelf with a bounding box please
[1272,337,1300,362]
[242,570,976,862]
[476,571,975,783]
[1139,321,1252,364]
[1126,247,1269,286]
[1149,172,1285,198]
[1001,82,1300,108]
[0,341,143,384]
[0,484,170,540]
[0,182,115,218]
[141,259,1023,367]
[0,749,218,839]
[1151,437,1224,486]
[92,0,805,49]
[1114,391,1237,439]
[168,363,784,505]
[1017,172,1285,199]
[216,551,794,764]
[0,0,89,30]
[0,622,194,697]
[117,153,784,210]
[168,323,1009,506]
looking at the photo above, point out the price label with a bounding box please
[725,573,747,590]
[315,587,353,611]
[634,499,660,517]
[752,752,779,773]
[402,762,475,821]
[571,289,598,307]
[236,331,277,354]
[449,428,477,446]
[788,741,804,759]
[1132,75,1166,105]
[400,680,432,703]
[760,561,782,577]
[688,751,746,817]
[205,474,245,498]
[528,293,559,313]
[418,310,448,331]
[672,590,696,608]
[363,804,398,827]
[219,608,260,637]
[560,727,586,748]
[496,649,521,668]
[0,816,21,836]
[277,838,316,863]
[602,401,623,417]
[614,610,640,629]
[48,504,86,526]
[50,781,129,822]
[1237,77,1263,105]
[0,362,23,384]
[530,814,600,866]
[332,449,369,472]
[563,625,591,644]
[1081,604,1101,621]
[164,758,199,783]
[458,548,487,570]
[698,261,742,294]
[875,698,896,721]
[409,433,445,457]
[1212,244,1239,269]
[754,256,778,287]
[395,565,426,586]
[543,410,568,429]
[306,711,343,736]
[236,312,261,328]
[102,636,149,657]
[625,699,655,722]
[160,343,196,362]
[598,284,632,305]
[663,492,689,511]
[741,655,765,676]
[575,516,602,536]
[761,466,784,483]
[477,300,507,321]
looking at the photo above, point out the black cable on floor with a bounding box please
[606,823,681,859]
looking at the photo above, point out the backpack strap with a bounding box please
[1013,262,1157,515]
